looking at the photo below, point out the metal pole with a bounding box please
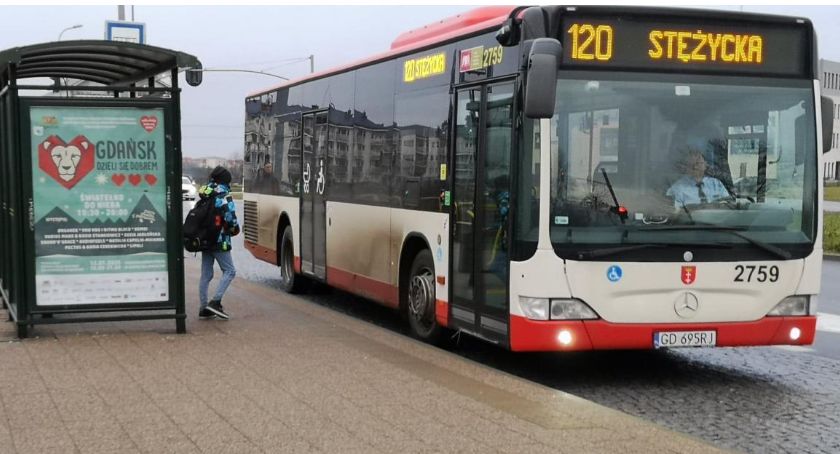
[8,62,27,337]
[197,68,289,80]
[118,5,125,20]
[58,25,82,41]
[56,25,82,98]
[171,67,187,334]
[310,55,314,74]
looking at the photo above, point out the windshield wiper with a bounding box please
[641,225,792,260]
[600,168,628,224]
[577,243,667,260]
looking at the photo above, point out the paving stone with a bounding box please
[0,219,725,454]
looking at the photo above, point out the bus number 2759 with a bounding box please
[734,265,779,283]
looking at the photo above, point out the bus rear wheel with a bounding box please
[279,225,307,293]
[406,250,443,343]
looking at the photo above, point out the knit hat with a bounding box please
[209,166,232,185]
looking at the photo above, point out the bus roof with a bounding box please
[390,6,515,50]
[247,6,516,98]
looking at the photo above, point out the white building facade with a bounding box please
[821,59,840,181]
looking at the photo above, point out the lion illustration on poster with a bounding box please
[38,135,95,189]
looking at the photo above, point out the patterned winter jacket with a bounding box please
[198,182,240,251]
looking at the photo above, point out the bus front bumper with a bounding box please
[509,315,817,352]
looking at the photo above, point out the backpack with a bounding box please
[183,195,222,252]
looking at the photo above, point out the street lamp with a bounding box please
[195,68,289,80]
[259,56,315,75]
[55,24,83,95]
[58,24,83,41]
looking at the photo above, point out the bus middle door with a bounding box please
[300,110,328,280]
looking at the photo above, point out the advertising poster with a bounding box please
[30,106,169,306]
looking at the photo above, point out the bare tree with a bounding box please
[228,150,245,184]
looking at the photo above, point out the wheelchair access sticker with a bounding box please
[607,265,623,282]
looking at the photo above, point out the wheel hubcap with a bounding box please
[408,267,434,331]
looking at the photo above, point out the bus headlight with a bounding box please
[767,296,810,316]
[557,330,574,345]
[520,297,549,320]
[550,299,599,320]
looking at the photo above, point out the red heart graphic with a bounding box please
[144,174,158,186]
[140,115,158,133]
[38,135,95,190]
[128,174,142,186]
[112,173,126,187]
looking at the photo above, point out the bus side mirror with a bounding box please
[524,38,562,119]
[822,96,834,153]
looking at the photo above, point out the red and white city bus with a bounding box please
[243,6,833,351]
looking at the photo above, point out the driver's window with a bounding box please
[723,102,806,203]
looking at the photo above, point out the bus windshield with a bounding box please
[546,72,817,259]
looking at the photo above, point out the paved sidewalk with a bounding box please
[0,260,723,454]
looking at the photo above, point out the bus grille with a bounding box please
[243,200,259,243]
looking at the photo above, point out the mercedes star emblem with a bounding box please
[674,292,700,319]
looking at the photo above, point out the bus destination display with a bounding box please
[561,16,808,76]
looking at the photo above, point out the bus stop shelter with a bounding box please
[0,40,202,337]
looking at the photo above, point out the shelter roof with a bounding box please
[0,40,200,86]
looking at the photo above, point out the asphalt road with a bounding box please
[186,201,840,453]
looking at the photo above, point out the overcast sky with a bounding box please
[1,5,839,158]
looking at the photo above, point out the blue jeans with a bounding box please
[199,250,236,308]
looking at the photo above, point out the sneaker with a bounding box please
[198,308,215,319]
[206,300,229,320]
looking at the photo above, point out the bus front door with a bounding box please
[450,82,514,346]
[300,111,328,280]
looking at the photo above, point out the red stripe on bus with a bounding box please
[327,266,400,309]
[435,299,449,328]
[509,318,593,351]
[509,315,817,352]
[244,240,300,272]
[245,240,277,265]
[390,6,516,50]
[245,244,446,318]
[246,241,452,320]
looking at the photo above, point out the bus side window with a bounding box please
[513,118,540,260]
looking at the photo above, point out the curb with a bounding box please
[824,254,840,262]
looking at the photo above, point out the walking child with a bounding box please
[197,166,240,319]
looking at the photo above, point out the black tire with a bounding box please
[405,249,444,343]
[279,225,307,293]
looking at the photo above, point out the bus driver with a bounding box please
[666,148,731,208]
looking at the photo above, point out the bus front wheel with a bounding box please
[406,250,443,343]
